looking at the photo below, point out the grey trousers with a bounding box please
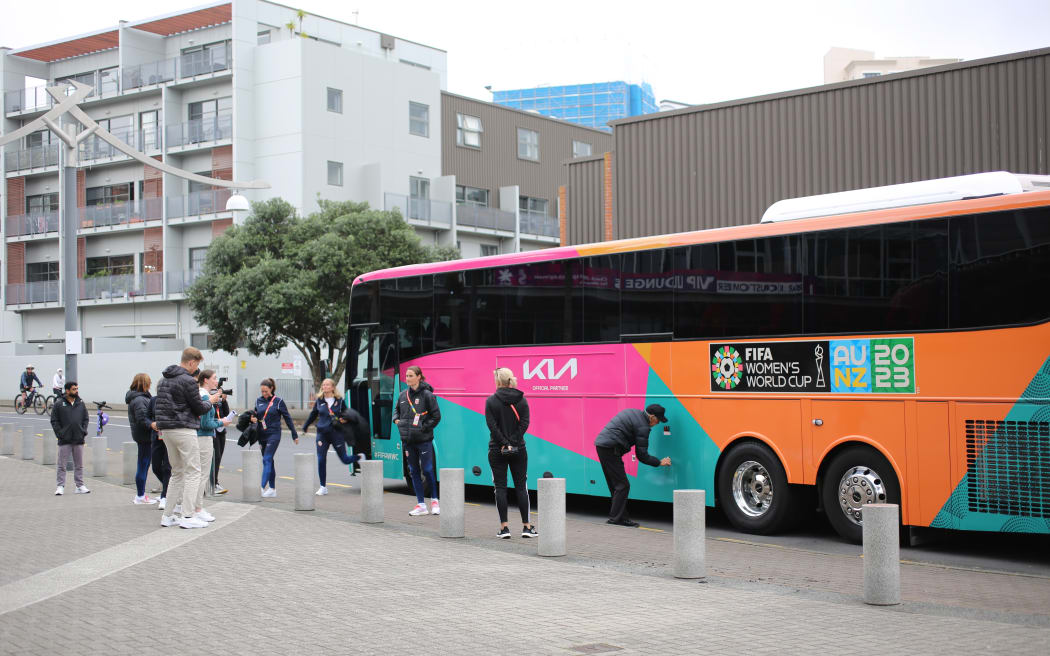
[57,444,84,488]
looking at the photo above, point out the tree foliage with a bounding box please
[188,198,458,391]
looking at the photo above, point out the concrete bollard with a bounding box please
[863,503,901,606]
[360,460,384,523]
[122,442,137,485]
[673,489,706,579]
[242,448,262,502]
[439,468,465,538]
[41,429,57,465]
[20,428,33,461]
[0,424,14,456]
[538,477,566,557]
[294,452,315,511]
[91,436,107,477]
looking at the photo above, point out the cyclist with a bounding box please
[52,368,64,397]
[20,365,43,405]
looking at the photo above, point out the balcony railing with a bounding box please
[78,127,161,161]
[519,209,559,238]
[122,57,177,91]
[80,197,163,229]
[166,113,233,148]
[167,189,233,219]
[4,144,59,172]
[4,86,54,114]
[6,211,59,238]
[166,269,203,294]
[79,272,163,300]
[456,203,516,232]
[180,44,231,78]
[384,193,452,228]
[6,281,59,304]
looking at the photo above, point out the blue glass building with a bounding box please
[492,81,657,132]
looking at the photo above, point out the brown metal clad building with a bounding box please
[563,47,1050,244]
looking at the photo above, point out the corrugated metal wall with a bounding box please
[565,155,606,245]
[607,48,1050,241]
[441,92,612,211]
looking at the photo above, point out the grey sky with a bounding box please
[3,0,1048,105]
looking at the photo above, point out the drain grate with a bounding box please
[965,418,1050,518]
[568,644,624,654]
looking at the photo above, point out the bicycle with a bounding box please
[14,388,45,415]
[94,401,110,437]
[43,389,61,416]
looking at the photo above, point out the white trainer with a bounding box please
[195,509,215,522]
[316,486,329,496]
[179,515,208,529]
[160,515,178,527]
[75,485,90,494]
[157,497,166,511]
[408,503,429,516]
[134,495,158,505]
[54,486,64,496]
[262,488,277,498]
[430,500,440,515]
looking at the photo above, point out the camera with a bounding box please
[217,376,234,396]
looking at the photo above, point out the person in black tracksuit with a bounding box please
[392,366,441,516]
[485,367,536,538]
[594,404,673,527]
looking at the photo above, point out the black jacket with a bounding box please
[236,409,260,447]
[484,387,530,451]
[336,407,369,445]
[155,365,212,430]
[593,408,661,467]
[391,382,440,444]
[126,389,153,444]
[50,395,88,445]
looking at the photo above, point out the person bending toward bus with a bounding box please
[485,368,537,538]
[251,378,298,498]
[194,369,232,522]
[303,378,366,496]
[393,365,441,516]
[126,373,158,504]
[594,404,672,527]
[50,381,89,496]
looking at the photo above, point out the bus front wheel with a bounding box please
[717,441,796,535]
[821,446,900,544]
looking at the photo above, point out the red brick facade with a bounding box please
[211,145,232,181]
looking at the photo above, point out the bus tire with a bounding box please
[717,441,796,535]
[821,446,900,544]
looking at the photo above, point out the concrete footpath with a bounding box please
[1,441,1049,655]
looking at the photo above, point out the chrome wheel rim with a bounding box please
[837,465,888,526]
[731,460,774,518]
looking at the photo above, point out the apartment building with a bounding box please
[492,81,657,131]
[823,47,961,83]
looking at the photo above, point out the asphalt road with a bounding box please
[5,409,1048,578]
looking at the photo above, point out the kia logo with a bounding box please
[522,358,578,380]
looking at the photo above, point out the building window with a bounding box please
[86,255,135,277]
[86,183,133,206]
[26,261,59,282]
[190,333,218,350]
[456,113,482,148]
[481,244,499,257]
[26,193,59,214]
[189,248,208,280]
[25,129,53,149]
[327,87,343,114]
[98,67,119,95]
[140,110,160,150]
[572,140,592,157]
[180,40,231,76]
[519,196,548,216]
[862,72,881,78]
[517,128,539,161]
[327,161,344,186]
[409,102,429,137]
[258,29,272,45]
[456,185,489,206]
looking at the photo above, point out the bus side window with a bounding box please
[582,255,620,342]
[621,249,674,337]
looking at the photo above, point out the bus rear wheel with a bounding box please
[821,446,900,544]
[717,442,796,535]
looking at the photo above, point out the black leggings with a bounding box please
[488,448,530,524]
[211,431,227,487]
[150,436,171,498]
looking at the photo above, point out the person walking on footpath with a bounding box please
[594,404,672,527]
[155,347,219,529]
[50,381,89,496]
[210,387,231,495]
[250,378,298,497]
[485,368,536,538]
[303,378,366,496]
[195,369,232,522]
[126,373,158,504]
[392,365,441,516]
[149,394,171,510]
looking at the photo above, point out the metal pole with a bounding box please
[60,127,79,381]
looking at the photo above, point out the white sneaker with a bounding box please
[134,495,158,505]
[430,500,440,515]
[179,515,208,529]
[173,504,182,515]
[316,486,329,496]
[160,515,178,527]
[157,497,166,511]
[75,485,90,494]
[195,509,215,522]
[54,486,64,496]
[262,488,277,498]
[408,503,429,516]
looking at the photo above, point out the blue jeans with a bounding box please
[259,435,281,489]
[405,441,437,503]
[316,426,360,487]
[134,441,152,497]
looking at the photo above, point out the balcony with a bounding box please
[166,114,233,149]
[166,269,202,295]
[456,203,516,233]
[6,281,59,305]
[79,272,163,301]
[78,128,161,163]
[384,193,452,229]
[519,209,560,239]
[5,144,59,173]
[80,198,163,231]
[6,211,59,238]
[4,86,54,114]
[121,58,177,91]
[179,44,231,79]
[166,189,233,222]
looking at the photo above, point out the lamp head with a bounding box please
[225,193,250,212]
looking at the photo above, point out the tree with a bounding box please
[188,198,458,392]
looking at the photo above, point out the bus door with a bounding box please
[367,329,404,479]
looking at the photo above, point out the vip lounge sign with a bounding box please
[710,338,915,394]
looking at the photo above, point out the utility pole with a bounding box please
[59,118,80,380]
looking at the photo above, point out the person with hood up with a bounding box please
[485,367,536,538]
[50,380,89,496]
[392,365,441,516]
[126,373,158,504]
[52,368,64,397]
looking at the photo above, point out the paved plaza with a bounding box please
[1,426,1049,655]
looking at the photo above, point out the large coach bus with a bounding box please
[346,172,1050,542]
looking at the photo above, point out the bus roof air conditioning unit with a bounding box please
[760,171,1050,223]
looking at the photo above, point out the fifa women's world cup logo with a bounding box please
[712,346,743,390]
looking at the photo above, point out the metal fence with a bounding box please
[4,144,59,172]
[5,281,59,305]
[78,272,163,300]
[6,212,59,238]
[81,197,163,228]
[519,209,559,237]
[166,113,233,148]
[456,203,516,232]
[167,189,233,219]
[384,193,453,228]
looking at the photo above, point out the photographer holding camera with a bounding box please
[484,367,536,539]
[210,376,233,494]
